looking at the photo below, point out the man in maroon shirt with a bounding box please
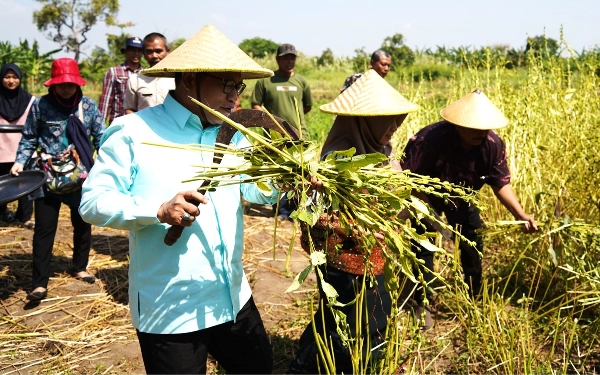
[401,89,538,327]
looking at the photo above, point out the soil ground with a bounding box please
[0,201,318,374]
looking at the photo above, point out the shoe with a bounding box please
[414,305,433,331]
[70,270,96,284]
[27,287,47,302]
[22,221,35,230]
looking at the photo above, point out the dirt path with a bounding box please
[0,202,317,374]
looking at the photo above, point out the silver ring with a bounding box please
[183,213,190,221]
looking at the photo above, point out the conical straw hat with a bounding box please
[142,24,273,80]
[319,69,420,116]
[440,89,509,129]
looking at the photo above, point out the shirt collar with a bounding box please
[122,62,142,73]
[163,92,202,130]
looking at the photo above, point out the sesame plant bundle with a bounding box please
[150,99,479,302]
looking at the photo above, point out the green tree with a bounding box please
[381,33,415,69]
[106,32,131,62]
[32,0,130,62]
[351,47,370,72]
[525,35,560,59]
[238,37,278,58]
[169,37,186,52]
[316,48,334,67]
[78,46,111,82]
[79,33,131,82]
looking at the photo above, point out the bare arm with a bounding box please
[303,105,312,114]
[492,184,538,233]
[251,104,264,111]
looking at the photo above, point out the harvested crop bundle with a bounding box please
[148,99,479,297]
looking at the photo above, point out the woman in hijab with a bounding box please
[10,58,105,302]
[288,69,420,374]
[0,63,35,227]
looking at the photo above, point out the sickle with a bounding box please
[163,109,300,245]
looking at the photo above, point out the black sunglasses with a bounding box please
[202,73,246,96]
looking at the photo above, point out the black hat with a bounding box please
[277,43,297,56]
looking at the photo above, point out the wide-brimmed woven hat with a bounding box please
[320,69,419,116]
[142,24,273,79]
[43,58,86,87]
[440,89,509,129]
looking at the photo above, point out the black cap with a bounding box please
[277,43,297,56]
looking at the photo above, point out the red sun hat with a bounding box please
[43,58,87,87]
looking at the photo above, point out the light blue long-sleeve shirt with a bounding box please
[79,93,277,334]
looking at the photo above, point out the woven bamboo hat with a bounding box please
[142,24,273,79]
[440,89,509,129]
[319,69,420,116]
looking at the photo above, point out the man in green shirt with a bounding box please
[251,43,314,220]
[251,43,313,138]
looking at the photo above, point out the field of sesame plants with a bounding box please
[245,44,600,374]
[391,51,600,374]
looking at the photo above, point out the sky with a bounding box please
[2,0,599,59]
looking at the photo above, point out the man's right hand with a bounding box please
[157,190,209,226]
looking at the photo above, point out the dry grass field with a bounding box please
[0,201,321,374]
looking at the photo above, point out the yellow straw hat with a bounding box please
[440,89,509,129]
[319,69,420,116]
[142,24,273,80]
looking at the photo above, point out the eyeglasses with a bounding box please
[202,73,246,96]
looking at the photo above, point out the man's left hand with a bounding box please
[518,214,539,234]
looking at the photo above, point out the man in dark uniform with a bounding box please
[401,89,538,328]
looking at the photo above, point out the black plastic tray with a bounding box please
[0,170,47,204]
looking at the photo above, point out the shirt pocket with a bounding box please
[139,88,154,97]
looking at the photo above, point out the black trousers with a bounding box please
[414,207,484,298]
[0,162,33,222]
[31,191,91,289]
[136,297,273,374]
[288,268,391,374]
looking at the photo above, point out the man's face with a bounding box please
[371,56,392,78]
[144,38,169,67]
[454,126,490,148]
[180,72,243,124]
[124,46,143,66]
[276,54,296,75]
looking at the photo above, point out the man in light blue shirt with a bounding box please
[79,24,277,374]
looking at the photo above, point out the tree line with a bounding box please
[2,0,600,89]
